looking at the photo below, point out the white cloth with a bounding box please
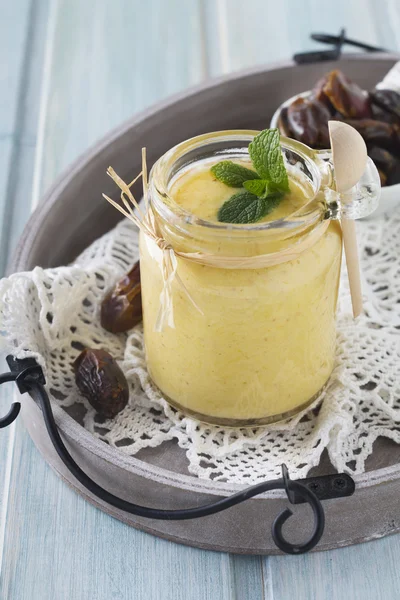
[1,209,399,484]
[376,61,400,93]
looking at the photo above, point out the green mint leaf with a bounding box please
[211,161,259,187]
[248,129,289,192]
[217,191,281,224]
[243,179,268,197]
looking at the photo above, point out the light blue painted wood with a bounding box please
[0,0,52,581]
[368,0,400,52]
[0,430,237,600]
[0,357,14,565]
[38,0,207,196]
[0,0,52,569]
[266,535,400,600]
[202,1,229,76]
[0,0,33,276]
[230,555,265,600]
[5,0,51,260]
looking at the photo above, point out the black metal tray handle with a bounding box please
[0,356,355,555]
[293,29,389,64]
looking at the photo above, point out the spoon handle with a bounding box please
[341,219,363,318]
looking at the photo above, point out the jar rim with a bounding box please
[149,130,327,237]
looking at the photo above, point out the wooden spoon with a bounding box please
[328,121,368,318]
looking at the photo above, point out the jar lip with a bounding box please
[150,130,326,234]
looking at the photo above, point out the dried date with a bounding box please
[74,348,129,418]
[370,89,400,121]
[368,146,400,186]
[286,97,331,148]
[322,70,372,119]
[344,119,400,152]
[311,74,333,111]
[101,261,142,333]
[277,106,292,138]
[371,102,400,125]
[387,162,400,186]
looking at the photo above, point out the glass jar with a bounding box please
[139,131,380,426]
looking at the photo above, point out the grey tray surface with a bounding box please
[10,54,400,554]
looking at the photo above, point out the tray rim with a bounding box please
[44,458,400,555]
[10,51,400,499]
[10,52,400,275]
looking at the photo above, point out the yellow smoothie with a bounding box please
[140,157,342,425]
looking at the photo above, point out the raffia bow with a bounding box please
[103,149,203,331]
[103,149,330,331]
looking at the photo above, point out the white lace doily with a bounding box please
[1,209,399,484]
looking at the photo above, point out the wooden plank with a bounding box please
[230,556,265,600]
[5,0,53,258]
[0,0,47,575]
[0,430,237,600]
[0,0,52,583]
[37,0,208,196]
[0,355,14,576]
[201,0,230,76]
[369,0,400,51]
[266,536,400,600]
[0,0,32,276]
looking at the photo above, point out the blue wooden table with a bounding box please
[2,1,400,598]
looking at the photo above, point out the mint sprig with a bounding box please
[211,129,289,224]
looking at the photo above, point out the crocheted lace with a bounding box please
[1,209,399,483]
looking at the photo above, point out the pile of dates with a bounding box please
[278,69,400,186]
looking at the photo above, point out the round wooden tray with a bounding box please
[10,53,400,554]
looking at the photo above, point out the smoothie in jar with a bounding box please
[139,130,343,425]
